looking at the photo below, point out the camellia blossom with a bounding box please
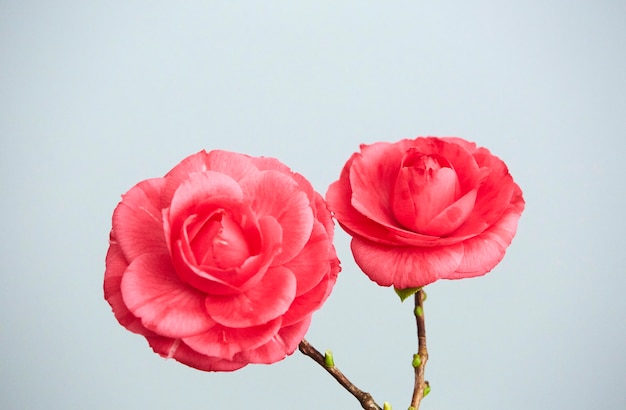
[104,150,340,371]
[326,137,524,289]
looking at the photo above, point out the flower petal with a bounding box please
[350,236,464,288]
[452,186,525,277]
[281,270,337,326]
[146,336,247,372]
[160,150,258,209]
[240,170,314,264]
[234,317,311,364]
[103,238,152,335]
[121,253,215,338]
[284,221,332,296]
[205,266,297,328]
[112,178,168,262]
[182,318,282,360]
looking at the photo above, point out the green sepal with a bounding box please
[383,402,392,410]
[324,350,334,368]
[394,286,421,302]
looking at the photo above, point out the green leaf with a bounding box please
[394,287,421,302]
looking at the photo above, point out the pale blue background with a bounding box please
[2,1,625,409]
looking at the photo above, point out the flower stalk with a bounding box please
[409,289,429,409]
[299,339,382,410]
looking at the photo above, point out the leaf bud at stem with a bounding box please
[424,381,431,397]
[383,402,392,410]
[324,349,334,368]
[412,353,421,368]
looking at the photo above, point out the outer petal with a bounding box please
[182,318,282,361]
[121,253,216,338]
[160,150,258,209]
[451,147,516,237]
[112,178,168,262]
[103,238,152,335]
[147,336,247,372]
[451,186,525,278]
[205,266,297,328]
[351,237,464,288]
[234,317,312,364]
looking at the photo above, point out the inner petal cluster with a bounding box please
[392,149,460,234]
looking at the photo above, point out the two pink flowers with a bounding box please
[104,137,525,371]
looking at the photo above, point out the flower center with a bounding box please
[391,149,460,234]
[188,209,251,269]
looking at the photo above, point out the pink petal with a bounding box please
[312,192,335,242]
[112,178,168,262]
[282,270,337,326]
[452,147,517,237]
[452,186,525,277]
[204,150,261,181]
[421,187,478,237]
[350,237,464,288]
[147,336,247,372]
[205,266,297,328]
[284,221,332,296]
[103,238,152,335]
[240,170,314,265]
[182,318,282,360]
[392,154,459,233]
[167,171,245,237]
[121,253,216,338]
[234,317,311,364]
[160,150,258,209]
[349,142,406,229]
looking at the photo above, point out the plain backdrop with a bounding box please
[1,1,625,409]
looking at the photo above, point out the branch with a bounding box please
[409,289,429,409]
[298,339,382,410]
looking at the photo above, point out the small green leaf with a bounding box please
[394,286,421,302]
[408,407,416,410]
[324,350,334,367]
[383,402,392,410]
[424,382,431,397]
[412,354,421,368]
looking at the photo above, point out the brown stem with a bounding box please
[298,339,382,410]
[410,289,429,409]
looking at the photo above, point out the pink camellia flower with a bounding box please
[104,150,340,371]
[326,137,524,289]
